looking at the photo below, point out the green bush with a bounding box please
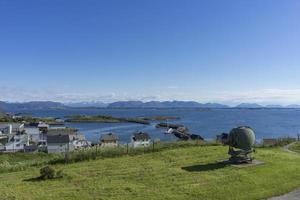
[40,166,55,180]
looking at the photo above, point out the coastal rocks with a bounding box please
[156,123,204,141]
[155,123,184,129]
[142,116,180,121]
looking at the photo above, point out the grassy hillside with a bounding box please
[1,146,300,200]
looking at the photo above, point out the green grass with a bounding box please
[0,141,212,172]
[1,145,300,199]
[0,152,60,173]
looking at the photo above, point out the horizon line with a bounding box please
[1,100,300,107]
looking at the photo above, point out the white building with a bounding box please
[0,123,26,152]
[5,134,29,152]
[73,140,91,150]
[24,125,42,143]
[131,132,151,148]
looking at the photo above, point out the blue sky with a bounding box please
[0,0,300,105]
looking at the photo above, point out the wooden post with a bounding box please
[126,143,129,154]
[152,141,155,152]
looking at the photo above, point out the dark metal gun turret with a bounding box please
[220,126,256,164]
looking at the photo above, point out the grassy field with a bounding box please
[1,145,300,200]
[0,141,211,172]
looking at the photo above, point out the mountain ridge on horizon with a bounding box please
[1,100,300,111]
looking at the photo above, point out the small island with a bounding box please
[0,114,63,125]
[65,115,151,125]
[65,115,180,125]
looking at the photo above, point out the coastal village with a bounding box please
[0,111,166,153]
[0,112,293,154]
[0,120,154,153]
[0,104,213,154]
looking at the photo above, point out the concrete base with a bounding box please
[218,159,265,168]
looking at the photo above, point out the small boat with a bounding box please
[165,128,174,134]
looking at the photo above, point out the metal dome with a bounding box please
[228,126,255,151]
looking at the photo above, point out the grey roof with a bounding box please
[47,128,77,135]
[100,133,119,142]
[132,132,150,141]
[47,134,70,144]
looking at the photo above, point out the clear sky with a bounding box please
[0,0,300,105]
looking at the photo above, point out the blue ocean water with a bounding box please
[23,108,300,143]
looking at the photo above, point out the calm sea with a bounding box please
[18,108,300,143]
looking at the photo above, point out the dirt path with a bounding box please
[282,142,297,154]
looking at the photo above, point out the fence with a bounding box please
[261,136,298,147]
[50,140,217,165]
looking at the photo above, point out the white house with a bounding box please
[100,133,119,148]
[24,124,42,143]
[131,132,151,148]
[73,140,91,150]
[0,123,26,152]
[5,134,29,152]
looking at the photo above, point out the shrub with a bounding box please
[56,170,64,178]
[40,166,55,180]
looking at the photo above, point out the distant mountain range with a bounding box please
[0,101,66,112]
[235,103,263,108]
[1,100,300,112]
[108,101,229,108]
[64,101,108,108]
[107,101,300,109]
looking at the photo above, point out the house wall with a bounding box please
[47,143,75,153]
[101,141,118,148]
[5,143,24,152]
[132,140,151,148]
